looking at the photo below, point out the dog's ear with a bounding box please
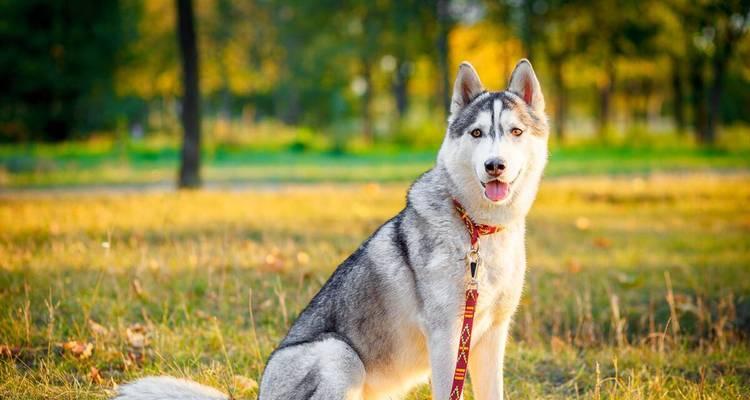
[507,59,544,113]
[450,62,485,117]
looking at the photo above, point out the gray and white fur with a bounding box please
[115,59,549,400]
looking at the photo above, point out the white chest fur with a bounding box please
[466,225,527,339]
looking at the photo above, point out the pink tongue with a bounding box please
[485,181,509,202]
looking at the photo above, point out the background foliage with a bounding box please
[1,0,749,148]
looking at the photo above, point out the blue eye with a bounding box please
[470,129,482,138]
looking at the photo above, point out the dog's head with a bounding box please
[438,59,549,224]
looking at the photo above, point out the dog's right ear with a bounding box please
[450,62,485,117]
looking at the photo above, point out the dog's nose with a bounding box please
[484,158,506,177]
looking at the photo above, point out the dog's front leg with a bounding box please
[467,320,510,400]
[427,325,459,400]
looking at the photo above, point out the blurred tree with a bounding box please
[651,1,689,134]
[0,0,131,141]
[349,0,389,143]
[704,1,749,144]
[382,0,439,118]
[584,1,659,139]
[436,0,453,117]
[176,0,201,188]
[530,0,590,140]
[672,0,749,144]
[269,0,352,127]
[486,0,588,140]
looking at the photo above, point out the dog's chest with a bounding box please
[471,234,525,323]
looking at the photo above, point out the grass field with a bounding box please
[1,172,748,399]
[3,131,750,188]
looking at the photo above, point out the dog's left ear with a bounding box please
[508,59,545,113]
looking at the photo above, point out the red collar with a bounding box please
[452,199,503,248]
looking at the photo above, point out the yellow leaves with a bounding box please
[63,341,93,359]
[449,23,523,90]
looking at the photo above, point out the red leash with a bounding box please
[449,200,502,400]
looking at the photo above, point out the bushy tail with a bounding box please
[115,376,228,400]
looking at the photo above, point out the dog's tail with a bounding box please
[114,376,228,400]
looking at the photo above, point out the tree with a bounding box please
[535,0,589,140]
[670,0,749,144]
[436,0,453,117]
[176,0,201,188]
[0,0,130,141]
[382,0,438,118]
[704,1,749,144]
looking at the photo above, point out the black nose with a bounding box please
[484,158,505,177]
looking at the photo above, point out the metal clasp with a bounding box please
[466,248,481,287]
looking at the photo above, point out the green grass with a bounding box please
[1,173,748,398]
[2,132,750,187]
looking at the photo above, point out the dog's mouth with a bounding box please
[481,180,510,202]
[480,171,521,203]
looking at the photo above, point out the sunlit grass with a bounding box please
[1,173,749,399]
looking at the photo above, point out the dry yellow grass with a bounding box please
[1,173,748,399]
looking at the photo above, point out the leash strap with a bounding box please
[449,200,502,400]
[449,284,478,400]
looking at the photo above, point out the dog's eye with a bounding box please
[511,128,524,137]
[470,129,482,138]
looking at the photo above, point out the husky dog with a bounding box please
[116,59,548,400]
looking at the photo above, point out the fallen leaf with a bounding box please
[89,366,103,384]
[593,237,612,248]
[126,324,149,349]
[63,341,93,359]
[550,336,569,354]
[566,258,582,274]
[88,319,109,336]
[194,310,211,320]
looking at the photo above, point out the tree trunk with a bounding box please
[671,58,685,134]
[436,0,451,117]
[706,38,734,146]
[392,60,409,118]
[551,56,566,141]
[361,58,373,144]
[176,0,201,188]
[521,0,534,58]
[688,58,708,143]
[597,58,615,139]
